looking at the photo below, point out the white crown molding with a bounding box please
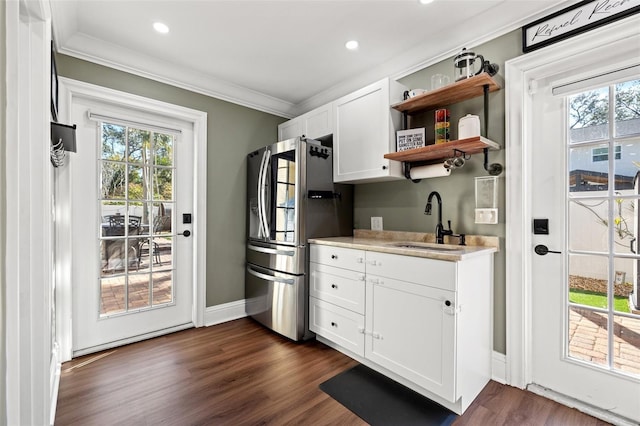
[57,33,298,118]
[294,0,575,116]
[53,0,574,120]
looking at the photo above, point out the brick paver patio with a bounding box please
[100,239,173,315]
[569,306,640,376]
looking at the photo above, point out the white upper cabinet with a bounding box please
[303,103,333,139]
[278,118,303,141]
[333,78,407,183]
[278,102,334,141]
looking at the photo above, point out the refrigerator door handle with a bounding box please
[257,150,268,238]
[247,265,295,285]
[260,150,271,238]
[247,244,295,257]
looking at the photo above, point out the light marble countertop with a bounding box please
[309,230,499,262]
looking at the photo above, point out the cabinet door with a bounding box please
[333,78,405,183]
[365,275,457,402]
[305,103,333,139]
[278,118,303,141]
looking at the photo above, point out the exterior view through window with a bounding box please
[567,78,640,376]
[99,122,176,317]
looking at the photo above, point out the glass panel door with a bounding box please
[270,150,296,243]
[567,78,640,376]
[99,122,175,317]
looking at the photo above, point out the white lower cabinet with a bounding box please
[309,244,493,415]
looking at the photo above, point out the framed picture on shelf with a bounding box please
[396,128,425,152]
[50,41,58,122]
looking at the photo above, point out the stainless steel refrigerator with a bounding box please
[245,136,353,340]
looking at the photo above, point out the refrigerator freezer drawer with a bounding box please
[245,264,311,341]
[247,242,306,275]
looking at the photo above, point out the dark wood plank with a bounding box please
[55,318,612,426]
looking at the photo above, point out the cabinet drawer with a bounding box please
[310,244,365,272]
[310,297,365,357]
[366,251,456,291]
[310,262,365,314]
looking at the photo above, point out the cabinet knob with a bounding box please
[382,165,388,170]
[358,274,365,281]
[331,254,338,260]
[444,300,452,307]
[331,284,338,289]
[331,322,338,328]
[356,257,364,263]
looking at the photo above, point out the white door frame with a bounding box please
[4,0,56,424]
[55,78,208,362]
[505,11,640,401]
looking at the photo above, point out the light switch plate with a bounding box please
[475,208,498,224]
[371,216,383,231]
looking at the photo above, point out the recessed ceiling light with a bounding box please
[419,0,434,4]
[153,22,170,34]
[345,40,359,50]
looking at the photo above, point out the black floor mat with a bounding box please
[319,364,458,426]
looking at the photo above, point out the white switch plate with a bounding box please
[371,216,383,231]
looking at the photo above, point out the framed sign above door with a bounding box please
[522,0,640,53]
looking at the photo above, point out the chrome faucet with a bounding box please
[425,191,453,244]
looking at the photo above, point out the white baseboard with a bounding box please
[204,299,247,327]
[491,351,507,384]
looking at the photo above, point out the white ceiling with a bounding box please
[50,0,574,118]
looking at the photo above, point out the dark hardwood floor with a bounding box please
[55,318,612,425]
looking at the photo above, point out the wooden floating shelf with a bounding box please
[384,136,500,163]
[391,73,503,115]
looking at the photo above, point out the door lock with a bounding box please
[178,230,191,237]
[534,244,561,255]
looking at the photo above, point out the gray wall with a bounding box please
[354,30,521,354]
[0,1,7,423]
[56,55,286,307]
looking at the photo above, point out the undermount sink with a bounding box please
[387,242,465,253]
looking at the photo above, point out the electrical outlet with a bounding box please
[371,216,383,231]
[475,208,498,224]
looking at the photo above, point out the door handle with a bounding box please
[178,230,191,237]
[534,244,561,255]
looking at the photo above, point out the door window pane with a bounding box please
[128,128,152,164]
[569,87,609,143]
[613,315,640,376]
[569,200,609,253]
[153,167,173,201]
[615,79,640,138]
[153,132,173,166]
[569,144,609,191]
[568,306,608,367]
[101,162,126,200]
[613,138,640,191]
[101,123,126,161]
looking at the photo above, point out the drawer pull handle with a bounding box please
[331,284,338,289]
[331,254,338,260]
[331,322,338,328]
[356,257,364,263]
[358,274,365,281]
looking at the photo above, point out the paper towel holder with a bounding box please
[404,162,423,183]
